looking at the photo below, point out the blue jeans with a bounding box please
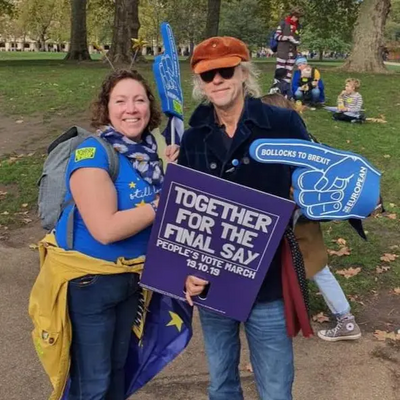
[199,300,293,400]
[294,88,320,103]
[312,266,351,318]
[67,273,140,400]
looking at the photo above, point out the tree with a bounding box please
[65,0,91,60]
[162,0,207,55]
[219,0,266,50]
[300,0,360,60]
[16,0,58,51]
[0,0,14,15]
[386,0,400,41]
[204,0,221,38]
[109,0,140,65]
[87,0,114,45]
[342,0,391,73]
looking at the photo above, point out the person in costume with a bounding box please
[274,8,302,83]
[179,36,312,400]
[261,93,362,342]
[325,78,364,123]
[30,69,179,400]
[292,56,325,105]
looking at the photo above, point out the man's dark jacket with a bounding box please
[178,97,310,302]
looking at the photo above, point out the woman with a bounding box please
[30,69,179,400]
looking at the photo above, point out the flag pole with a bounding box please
[171,117,175,147]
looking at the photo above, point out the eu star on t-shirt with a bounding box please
[55,137,157,262]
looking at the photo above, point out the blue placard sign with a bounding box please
[249,139,381,220]
[153,23,183,120]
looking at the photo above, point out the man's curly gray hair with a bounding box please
[192,61,262,102]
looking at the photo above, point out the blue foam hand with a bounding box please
[153,23,184,120]
[249,139,381,220]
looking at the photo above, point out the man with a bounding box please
[274,8,302,83]
[178,36,311,400]
[292,56,325,106]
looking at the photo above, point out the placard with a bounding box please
[140,164,295,321]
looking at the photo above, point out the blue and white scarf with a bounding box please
[100,126,164,192]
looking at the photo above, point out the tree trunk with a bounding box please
[109,0,140,65]
[204,0,221,38]
[39,33,46,52]
[319,47,323,61]
[342,0,391,73]
[65,0,91,61]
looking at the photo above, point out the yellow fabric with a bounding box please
[29,233,145,400]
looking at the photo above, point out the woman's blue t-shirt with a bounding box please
[55,137,157,262]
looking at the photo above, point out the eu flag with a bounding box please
[124,292,193,396]
[61,292,192,399]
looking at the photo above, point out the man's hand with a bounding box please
[164,144,180,163]
[185,275,209,306]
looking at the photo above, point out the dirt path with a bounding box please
[0,114,399,399]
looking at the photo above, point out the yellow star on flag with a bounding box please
[166,311,183,332]
[135,200,146,207]
[129,182,136,189]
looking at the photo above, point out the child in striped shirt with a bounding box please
[325,78,364,123]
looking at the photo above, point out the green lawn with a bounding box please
[0,56,399,313]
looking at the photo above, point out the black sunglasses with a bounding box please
[200,67,236,83]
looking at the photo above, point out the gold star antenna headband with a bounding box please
[92,42,116,71]
[130,37,149,69]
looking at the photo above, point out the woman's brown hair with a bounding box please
[91,69,162,132]
[260,93,297,111]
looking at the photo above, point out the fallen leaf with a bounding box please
[21,203,28,208]
[336,267,362,279]
[346,140,351,143]
[0,191,7,196]
[373,330,400,341]
[380,253,398,262]
[389,245,399,250]
[336,238,347,246]
[386,213,397,220]
[8,157,18,162]
[15,119,24,124]
[312,312,330,323]
[28,244,38,250]
[384,154,391,158]
[392,288,400,295]
[22,218,32,224]
[327,246,351,257]
[376,265,391,274]
[389,203,396,208]
[1,211,9,215]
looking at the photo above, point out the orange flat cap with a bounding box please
[191,36,250,74]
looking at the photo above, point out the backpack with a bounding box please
[38,126,120,231]
[269,32,278,53]
[269,20,284,53]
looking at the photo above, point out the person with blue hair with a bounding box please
[292,56,325,106]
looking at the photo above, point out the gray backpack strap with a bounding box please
[91,136,120,182]
[64,137,120,249]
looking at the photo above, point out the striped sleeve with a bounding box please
[274,22,290,42]
[346,93,363,113]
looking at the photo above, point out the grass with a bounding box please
[0,55,399,313]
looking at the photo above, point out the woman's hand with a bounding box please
[184,275,209,306]
[165,145,180,163]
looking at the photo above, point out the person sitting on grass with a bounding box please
[292,56,325,106]
[269,68,293,99]
[325,78,364,123]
